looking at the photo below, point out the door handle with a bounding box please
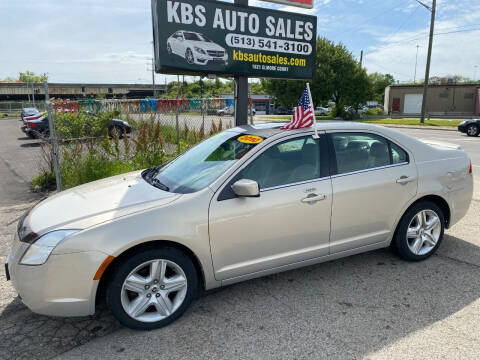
[396,176,415,184]
[301,194,326,203]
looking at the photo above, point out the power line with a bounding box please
[364,27,480,55]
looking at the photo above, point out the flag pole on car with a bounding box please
[306,83,319,139]
[281,83,319,139]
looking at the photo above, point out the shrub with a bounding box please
[365,107,384,116]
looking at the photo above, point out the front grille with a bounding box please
[207,50,224,57]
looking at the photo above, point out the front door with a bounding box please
[209,134,332,281]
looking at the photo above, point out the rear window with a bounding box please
[330,132,408,175]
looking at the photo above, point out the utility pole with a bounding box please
[43,76,62,191]
[31,82,35,107]
[151,41,156,98]
[27,81,31,104]
[414,45,420,83]
[234,0,249,126]
[152,58,156,98]
[418,0,436,124]
[474,65,479,82]
[359,50,363,68]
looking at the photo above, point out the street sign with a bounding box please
[260,0,313,9]
[152,0,317,79]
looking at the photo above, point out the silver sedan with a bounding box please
[6,122,473,330]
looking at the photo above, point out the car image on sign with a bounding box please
[167,30,228,66]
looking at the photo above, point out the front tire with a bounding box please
[466,124,479,137]
[393,201,444,261]
[185,48,194,65]
[167,43,172,55]
[106,247,198,330]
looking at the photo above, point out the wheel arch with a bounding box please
[391,194,451,245]
[95,240,206,308]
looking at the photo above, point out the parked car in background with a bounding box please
[458,119,480,137]
[21,113,132,139]
[6,122,472,330]
[23,115,49,139]
[314,107,331,116]
[273,107,292,115]
[21,107,39,120]
[217,106,234,116]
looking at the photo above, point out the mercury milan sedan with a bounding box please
[6,122,473,330]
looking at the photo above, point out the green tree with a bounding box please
[263,37,371,116]
[18,71,48,83]
[368,72,395,103]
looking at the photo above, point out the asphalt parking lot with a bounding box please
[0,118,479,359]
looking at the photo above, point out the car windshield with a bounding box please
[148,131,261,193]
[183,32,211,42]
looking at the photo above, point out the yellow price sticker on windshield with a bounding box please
[238,135,263,144]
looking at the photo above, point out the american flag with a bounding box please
[281,87,314,130]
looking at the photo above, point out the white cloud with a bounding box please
[364,2,480,81]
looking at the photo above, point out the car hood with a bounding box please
[188,40,224,51]
[28,171,181,233]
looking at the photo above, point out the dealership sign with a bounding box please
[151,0,317,79]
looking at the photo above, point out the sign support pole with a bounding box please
[234,0,249,126]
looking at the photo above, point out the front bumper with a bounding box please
[6,235,107,317]
[194,53,228,65]
[458,123,467,133]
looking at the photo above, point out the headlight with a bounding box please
[20,230,79,265]
[194,46,206,55]
[122,121,129,126]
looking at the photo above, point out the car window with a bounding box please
[390,142,408,164]
[331,133,391,174]
[184,32,202,41]
[238,136,320,190]
[331,133,409,174]
[153,132,260,194]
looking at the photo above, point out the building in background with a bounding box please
[0,82,167,101]
[219,94,273,115]
[384,84,480,118]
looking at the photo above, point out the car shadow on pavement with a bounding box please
[19,142,42,148]
[1,234,480,360]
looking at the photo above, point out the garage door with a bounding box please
[404,94,423,114]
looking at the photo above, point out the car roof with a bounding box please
[227,121,384,138]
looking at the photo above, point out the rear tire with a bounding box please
[106,247,198,330]
[466,124,479,137]
[393,201,444,261]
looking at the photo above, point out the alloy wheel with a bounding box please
[121,259,188,323]
[186,49,194,64]
[467,125,478,136]
[406,209,441,256]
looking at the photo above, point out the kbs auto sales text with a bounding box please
[166,0,314,42]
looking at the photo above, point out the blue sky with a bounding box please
[1,0,479,84]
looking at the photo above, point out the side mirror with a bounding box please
[231,179,260,198]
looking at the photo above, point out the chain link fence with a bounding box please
[33,97,250,191]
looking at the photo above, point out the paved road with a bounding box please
[0,118,44,207]
[0,119,479,359]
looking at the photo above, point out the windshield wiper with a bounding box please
[152,178,169,191]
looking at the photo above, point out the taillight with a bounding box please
[28,122,36,129]
[469,159,472,174]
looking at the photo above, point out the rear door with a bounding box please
[328,131,417,253]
